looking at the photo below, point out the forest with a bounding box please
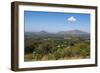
[24,30,90,61]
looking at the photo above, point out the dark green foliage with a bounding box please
[36,42,52,54]
[24,45,35,54]
[24,37,90,61]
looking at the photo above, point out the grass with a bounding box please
[24,38,90,61]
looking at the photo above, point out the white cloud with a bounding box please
[67,16,76,22]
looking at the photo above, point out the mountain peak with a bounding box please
[57,29,89,35]
[67,29,89,34]
[39,30,49,34]
[40,30,46,32]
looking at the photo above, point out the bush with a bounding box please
[48,53,55,60]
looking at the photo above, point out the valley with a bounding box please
[24,30,90,61]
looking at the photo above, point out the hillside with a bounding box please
[25,29,90,39]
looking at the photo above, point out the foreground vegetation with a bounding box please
[24,37,90,61]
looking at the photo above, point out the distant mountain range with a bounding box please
[25,30,90,39]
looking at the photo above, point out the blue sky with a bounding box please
[24,11,90,33]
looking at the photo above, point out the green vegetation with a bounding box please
[24,37,90,61]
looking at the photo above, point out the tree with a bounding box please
[36,42,52,55]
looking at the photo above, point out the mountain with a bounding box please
[25,30,90,39]
[58,30,89,34]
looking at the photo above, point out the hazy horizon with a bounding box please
[24,29,90,34]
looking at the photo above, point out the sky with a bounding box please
[24,11,90,33]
